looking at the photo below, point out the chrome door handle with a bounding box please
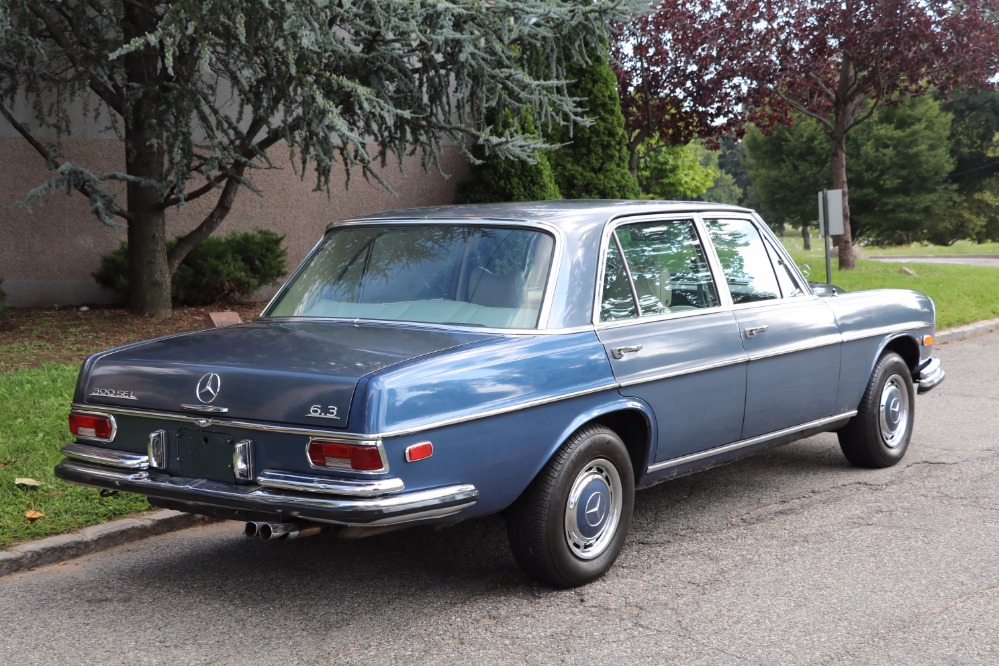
[743,325,769,339]
[611,345,643,359]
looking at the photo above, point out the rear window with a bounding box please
[265,225,555,329]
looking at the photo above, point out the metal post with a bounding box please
[821,191,832,285]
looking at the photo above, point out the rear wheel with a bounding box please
[505,425,634,588]
[838,352,915,468]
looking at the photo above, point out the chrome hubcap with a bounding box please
[879,374,910,449]
[564,458,622,560]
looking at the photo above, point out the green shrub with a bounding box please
[455,108,561,204]
[548,46,640,200]
[94,229,286,306]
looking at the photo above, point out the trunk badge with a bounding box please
[196,373,222,403]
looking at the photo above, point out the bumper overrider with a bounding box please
[916,356,945,394]
[55,442,478,527]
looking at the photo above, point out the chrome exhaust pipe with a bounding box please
[244,521,260,538]
[256,522,326,541]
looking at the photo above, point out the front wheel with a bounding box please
[838,352,915,468]
[505,425,634,588]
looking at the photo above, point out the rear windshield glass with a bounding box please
[265,225,555,329]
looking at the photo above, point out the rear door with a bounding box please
[595,216,749,464]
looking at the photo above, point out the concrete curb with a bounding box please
[2,318,995,578]
[0,511,214,577]
[935,317,999,344]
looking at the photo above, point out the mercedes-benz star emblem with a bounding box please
[196,373,222,404]
[584,492,606,527]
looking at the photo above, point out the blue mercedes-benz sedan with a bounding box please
[56,201,944,587]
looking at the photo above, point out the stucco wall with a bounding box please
[0,137,470,306]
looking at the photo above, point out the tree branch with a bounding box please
[774,90,834,133]
[29,5,124,115]
[0,102,132,223]
[166,127,285,272]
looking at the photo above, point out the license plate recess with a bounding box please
[176,429,235,482]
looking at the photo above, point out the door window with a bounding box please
[599,219,719,322]
[704,218,782,304]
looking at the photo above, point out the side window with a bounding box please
[599,219,719,322]
[765,238,805,298]
[704,218,782,304]
[600,239,638,321]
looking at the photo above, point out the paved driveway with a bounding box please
[0,331,995,665]
[874,254,999,267]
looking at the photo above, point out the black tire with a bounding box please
[838,352,915,468]
[505,425,635,588]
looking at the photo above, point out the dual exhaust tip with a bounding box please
[244,521,325,541]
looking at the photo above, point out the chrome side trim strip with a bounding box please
[841,323,930,344]
[744,333,843,361]
[646,412,857,474]
[75,379,621,440]
[616,353,748,388]
[257,470,405,497]
[61,442,149,470]
[70,404,376,440]
[375,382,620,438]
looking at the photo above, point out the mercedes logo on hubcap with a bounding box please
[584,492,606,527]
[196,373,222,404]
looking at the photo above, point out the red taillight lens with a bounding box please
[307,440,384,472]
[69,412,114,440]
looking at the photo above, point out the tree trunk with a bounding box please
[830,131,854,270]
[801,223,810,251]
[123,1,171,317]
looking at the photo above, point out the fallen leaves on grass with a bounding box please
[25,510,44,521]
[15,477,43,489]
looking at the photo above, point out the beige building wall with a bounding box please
[0,135,470,306]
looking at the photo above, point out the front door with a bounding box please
[595,217,749,464]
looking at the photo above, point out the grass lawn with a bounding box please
[0,304,262,548]
[0,364,149,548]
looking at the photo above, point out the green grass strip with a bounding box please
[0,364,148,548]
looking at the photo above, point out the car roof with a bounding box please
[331,200,754,234]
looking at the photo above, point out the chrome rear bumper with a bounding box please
[56,444,478,527]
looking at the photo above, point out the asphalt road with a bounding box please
[1,331,996,665]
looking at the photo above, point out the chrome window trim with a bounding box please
[592,306,721,331]
[62,441,149,470]
[262,219,566,331]
[69,410,118,443]
[647,412,857,473]
[304,436,389,475]
[256,470,405,496]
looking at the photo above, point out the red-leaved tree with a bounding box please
[614,0,998,267]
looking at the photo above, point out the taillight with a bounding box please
[307,440,385,472]
[69,412,116,441]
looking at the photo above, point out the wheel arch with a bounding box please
[880,334,920,374]
[549,400,656,486]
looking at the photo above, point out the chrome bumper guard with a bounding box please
[916,356,945,394]
[56,444,478,527]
